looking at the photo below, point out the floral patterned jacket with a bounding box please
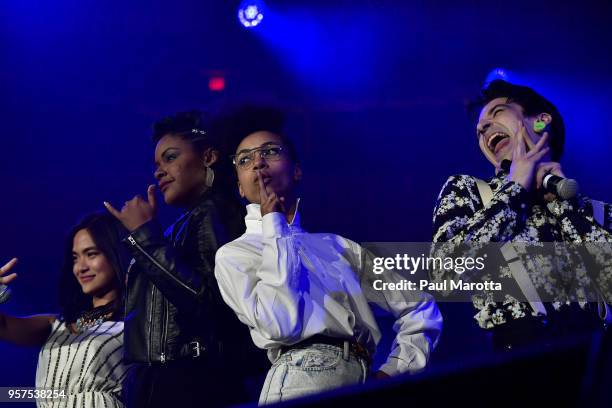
[431,171,612,329]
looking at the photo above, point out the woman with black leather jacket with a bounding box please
[105,111,265,408]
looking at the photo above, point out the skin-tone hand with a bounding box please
[509,122,550,191]
[535,162,565,188]
[0,259,57,346]
[104,185,158,232]
[536,161,566,202]
[0,258,18,285]
[257,170,286,217]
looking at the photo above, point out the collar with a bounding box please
[244,198,302,233]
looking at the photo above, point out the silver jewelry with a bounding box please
[74,302,116,332]
[192,128,207,136]
[204,166,215,188]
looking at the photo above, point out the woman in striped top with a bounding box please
[0,212,131,407]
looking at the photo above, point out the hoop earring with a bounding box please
[205,166,215,188]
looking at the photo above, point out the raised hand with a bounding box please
[257,170,286,217]
[509,122,550,191]
[0,258,18,285]
[535,162,566,189]
[104,185,158,231]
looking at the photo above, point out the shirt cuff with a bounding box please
[378,356,419,377]
[262,212,290,239]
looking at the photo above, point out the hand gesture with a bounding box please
[257,170,286,217]
[509,122,550,191]
[104,185,158,232]
[0,258,18,286]
[535,161,566,202]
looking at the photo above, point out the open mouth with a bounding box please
[487,132,511,154]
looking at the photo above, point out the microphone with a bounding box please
[0,285,11,304]
[543,173,580,200]
[502,159,579,200]
[501,159,512,173]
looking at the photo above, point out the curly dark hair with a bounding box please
[152,110,243,199]
[58,212,130,324]
[469,79,566,161]
[209,105,298,163]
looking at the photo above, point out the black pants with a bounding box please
[492,303,605,352]
[123,357,251,408]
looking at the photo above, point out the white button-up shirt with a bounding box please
[214,202,442,375]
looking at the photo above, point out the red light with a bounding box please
[209,76,225,92]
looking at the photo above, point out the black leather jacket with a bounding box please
[123,190,251,365]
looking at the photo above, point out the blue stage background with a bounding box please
[1,0,611,403]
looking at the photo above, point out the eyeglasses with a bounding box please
[232,144,284,169]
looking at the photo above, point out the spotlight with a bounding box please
[485,68,510,85]
[238,0,265,28]
[209,76,225,92]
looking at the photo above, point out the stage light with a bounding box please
[209,76,225,92]
[238,0,265,28]
[485,68,510,85]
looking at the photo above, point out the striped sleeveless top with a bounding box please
[35,319,129,408]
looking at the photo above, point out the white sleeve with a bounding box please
[214,212,304,344]
[359,246,443,376]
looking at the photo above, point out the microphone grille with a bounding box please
[558,178,579,200]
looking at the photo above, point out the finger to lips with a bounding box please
[257,170,268,199]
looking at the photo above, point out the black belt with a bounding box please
[280,335,371,365]
[178,339,226,359]
[178,340,206,359]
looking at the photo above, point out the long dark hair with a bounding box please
[58,212,130,324]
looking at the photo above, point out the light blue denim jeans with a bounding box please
[258,343,368,405]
